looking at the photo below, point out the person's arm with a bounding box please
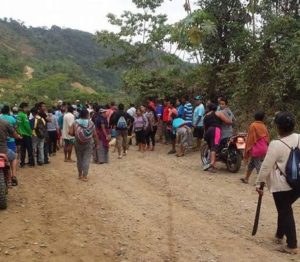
[68,123,75,136]
[93,129,99,148]
[101,123,108,140]
[215,111,232,125]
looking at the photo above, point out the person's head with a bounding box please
[79,109,89,119]
[118,103,124,111]
[274,112,295,136]
[130,103,135,108]
[194,96,203,106]
[99,108,107,116]
[67,105,74,114]
[38,102,47,112]
[163,98,170,106]
[31,107,38,116]
[218,97,228,110]
[1,105,10,115]
[254,111,265,121]
[12,106,18,115]
[170,99,176,108]
[207,103,218,112]
[217,95,225,104]
[176,98,181,106]
[136,108,142,116]
[19,102,29,113]
[181,95,189,104]
[140,105,146,113]
[147,105,154,112]
[110,101,116,108]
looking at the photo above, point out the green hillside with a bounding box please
[0,18,122,104]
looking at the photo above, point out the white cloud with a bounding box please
[0,0,194,33]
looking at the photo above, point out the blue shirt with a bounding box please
[0,114,16,143]
[156,104,163,119]
[177,105,184,118]
[193,104,205,127]
[183,102,193,124]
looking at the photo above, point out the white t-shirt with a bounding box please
[62,112,75,140]
[127,107,136,117]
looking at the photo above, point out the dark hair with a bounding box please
[48,108,53,114]
[19,102,29,109]
[170,99,176,107]
[274,112,295,134]
[207,103,218,112]
[130,103,135,107]
[182,95,189,101]
[67,105,74,113]
[219,97,228,105]
[110,102,115,107]
[31,107,38,115]
[1,105,10,114]
[118,103,124,111]
[79,109,89,119]
[254,111,265,121]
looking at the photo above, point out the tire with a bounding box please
[0,170,7,210]
[200,143,211,166]
[226,148,242,173]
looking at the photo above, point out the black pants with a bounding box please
[146,126,158,147]
[20,135,34,166]
[273,190,300,248]
[48,131,57,154]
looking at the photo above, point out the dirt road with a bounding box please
[1,145,300,262]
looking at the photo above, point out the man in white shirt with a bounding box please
[127,104,136,146]
[62,105,75,162]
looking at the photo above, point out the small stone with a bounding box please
[5,251,9,255]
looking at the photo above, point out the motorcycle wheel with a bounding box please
[226,148,242,173]
[0,170,7,210]
[200,143,211,165]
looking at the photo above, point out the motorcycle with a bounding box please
[201,133,247,173]
[0,154,9,210]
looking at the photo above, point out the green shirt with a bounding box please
[17,112,32,137]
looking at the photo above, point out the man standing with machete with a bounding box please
[255,112,299,255]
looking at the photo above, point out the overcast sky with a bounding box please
[0,0,196,34]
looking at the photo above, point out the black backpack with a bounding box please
[35,118,47,139]
[278,137,300,191]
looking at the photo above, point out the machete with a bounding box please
[252,182,265,236]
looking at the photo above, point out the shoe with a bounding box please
[37,162,43,166]
[118,155,123,159]
[123,151,128,156]
[277,246,298,254]
[240,178,248,184]
[11,176,18,186]
[203,163,212,171]
[168,150,176,154]
[19,164,25,168]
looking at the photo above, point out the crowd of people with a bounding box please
[0,95,299,254]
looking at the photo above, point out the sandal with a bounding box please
[11,176,18,186]
[240,178,248,184]
[277,246,298,254]
[82,177,88,182]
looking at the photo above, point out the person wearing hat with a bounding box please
[95,108,110,164]
[193,96,205,150]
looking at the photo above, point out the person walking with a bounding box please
[145,106,158,151]
[256,112,300,254]
[69,109,98,181]
[240,111,269,184]
[17,102,34,168]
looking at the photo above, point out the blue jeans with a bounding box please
[32,136,45,164]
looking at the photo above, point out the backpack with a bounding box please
[278,136,300,191]
[35,118,47,139]
[75,121,95,144]
[117,115,128,129]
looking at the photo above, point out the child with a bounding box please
[240,111,269,184]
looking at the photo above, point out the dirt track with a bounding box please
[1,145,300,262]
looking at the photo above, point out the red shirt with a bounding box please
[163,106,170,122]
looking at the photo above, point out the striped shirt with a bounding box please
[184,102,193,124]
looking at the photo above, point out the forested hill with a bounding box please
[0,18,122,103]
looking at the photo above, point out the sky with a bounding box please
[0,0,195,34]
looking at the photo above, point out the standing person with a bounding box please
[62,105,75,162]
[167,100,178,154]
[240,111,269,184]
[0,105,18,185]
[133,108,148,152]
[69,109,98,182]
[193,96,205,150]
[95,108,110,164]
[30,108,47,166]
[145,106,158,151]
[111,103,133,159]
[176,98,184,119]
[162,98,171,144]
[127,103,136,146]
[203,103,232,173]
[147,97,156,111]
[218,97,236,148]
[256,112,299,254]
[155,100,164,143]
[47,109,59,156]
[38,102,50,164]
[181,95,193,127]
[17,102,34,168]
